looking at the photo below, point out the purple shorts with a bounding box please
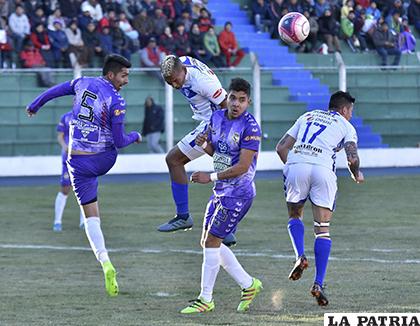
[67,149,117,205]
[60,152,71,187]
[204,195,254,239]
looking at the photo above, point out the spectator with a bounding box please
[58,0,82,19]
[301,0,315,15]
[191,0,203,20]
[372,21,401,67]
[407,0,420,33]
[173,22,191,56]
[118,12,140,50]
[133,8,154,48]
[387,10,402,33]
[121,0,143,20]
[99,25,113,55]
[0,0,9,18]
[142,96,165,154]
[30,6,47,27]
[8,5,30,54]
[355,0,370,9]
[159,25,176,54]
[315,0,330,17]
[48,20,70,67]
[47,8,66,31]
[0,17,13,68]
[81,0,103,21]
[98,9,116,32]
[176,10,193,32]
[64,20,89,67]
[141,0,156,14]
[341,10,358,52]
[110,23,131,60]
[252,0,272,33]
[82,21,104,65]
[197,8,213,33]
[299,10,319,52]
[399,16,416,53]
[151,7,168,37]
[341,0,354,18]
[388,0,404,17]
[30,23,55,67]
[190,23,211,64]
[78,6,94,31]
[269,0,286,38]
[140,37,165,82]
[218,21,245,67]
[101,0,121,14]
[174,0,191,17]
[203,26,225,67]
[158,0,176,23]
[286,0,303,13]
[24,0,41,19]
[20,39,54,87]
[318,9,342,52]
[366,1,381,21]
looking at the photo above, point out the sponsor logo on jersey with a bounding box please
[114,109,126,116]
[244,135,261,141]
[212,88,223,99]
[232,132,240,144]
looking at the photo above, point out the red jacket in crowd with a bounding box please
[20,48,46,68]
[218,29,238,52]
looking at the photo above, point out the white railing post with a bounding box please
[165,82,173,152]
[335,52,346,92]
[250,52,261,127]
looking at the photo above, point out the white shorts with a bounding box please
[283,163,337,211]
[177,120,208,160]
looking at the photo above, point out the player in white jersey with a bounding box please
[157,55,236,246]
[276,91,364,306]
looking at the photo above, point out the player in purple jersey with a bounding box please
[26,54,142,297]
[276,91,364,306]
[53,110,85,232]
[180,78,263,314]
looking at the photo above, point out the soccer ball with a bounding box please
[278,12,310,44]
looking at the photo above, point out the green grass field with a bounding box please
[0,174,419,325]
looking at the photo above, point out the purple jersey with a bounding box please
[208,110,261,198]
[57,111,72,151]
[69,77,128,153]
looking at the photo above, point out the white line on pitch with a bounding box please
[1,243,420,264]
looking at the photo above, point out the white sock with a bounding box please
[220,244,253,289]
[79,209,85,226]
[199,248,221,302]
[84,217,110,263]
[54,192,68,224]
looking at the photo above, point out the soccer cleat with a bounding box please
[223,233,237,247]
[53,223,62,232]
[157,215,193,232]
[237,278,263,312]
[180,297,215,314]
[101,261,119,297]
[311,283,329,306]
[288,255,309,281]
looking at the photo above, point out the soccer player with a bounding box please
[158,55,236,246]
[180,78,263,314]
[26,54,141,297]
[276,91,364,306]
[53,110,85,232]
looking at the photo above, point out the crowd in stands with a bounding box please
[252,0,419,64]
[0,0,246,71]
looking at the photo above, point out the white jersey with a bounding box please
[286,109,358,171]
[179,56,227,121]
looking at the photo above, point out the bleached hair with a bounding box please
[160,55,182,79]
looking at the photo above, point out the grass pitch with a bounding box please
[0,173,419,325]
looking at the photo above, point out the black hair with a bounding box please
[224,21,232,28]
[328,91,355,111]
[102,54,131,76]
[228,78,251,97]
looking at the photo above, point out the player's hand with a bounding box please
[135,132,142,143]
[352,170,364,184]
[26,106,35,117]
[195,129,209,147]
[190,171,211,184]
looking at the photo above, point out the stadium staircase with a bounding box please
[207,0,387,148]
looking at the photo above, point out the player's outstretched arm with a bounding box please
[26,80,77,116]
[344,141,364,183]
[112,122,141,148]
[276,134,296,164]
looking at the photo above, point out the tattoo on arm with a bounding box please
[344,141,360,177]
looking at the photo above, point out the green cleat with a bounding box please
[101,261,119,297]
[180,297,215,314]
[237,278,263,312]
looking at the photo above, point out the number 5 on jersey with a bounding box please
[78,90,97,122]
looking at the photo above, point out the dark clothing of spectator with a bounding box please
[174,0,191,17]
[58,0,81,19]
[372,25,401,66]
[159,31,176,54]
[48,27,69,67]
[142,97,165,153]
[78,13,94,31]
[111,26,131,60]
[30,28,54,67]
[190,30,211,64]
[121,0,143,20]
[133,11,154,47]
[152,11,168,36]
[102,0,121,15]
[173,30,190,56]
[408,0,420,33]
[158,0,176,21]
[318,12,341,52]
[99,29,113,54]
[24,1,42,19]
[141,0,156,14]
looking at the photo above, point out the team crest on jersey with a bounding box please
[217,140,229,154]
[232,132,240,144]
[180,87,197,99]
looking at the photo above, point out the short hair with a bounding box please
[102,54,131,76]
[160,55,183,79]
[328,91,355,111]
[228,78,251,98]
[224,21,232,28]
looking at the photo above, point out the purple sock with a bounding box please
[314,237,332,286]
[287,218,305,258]
[171,181,189,216]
